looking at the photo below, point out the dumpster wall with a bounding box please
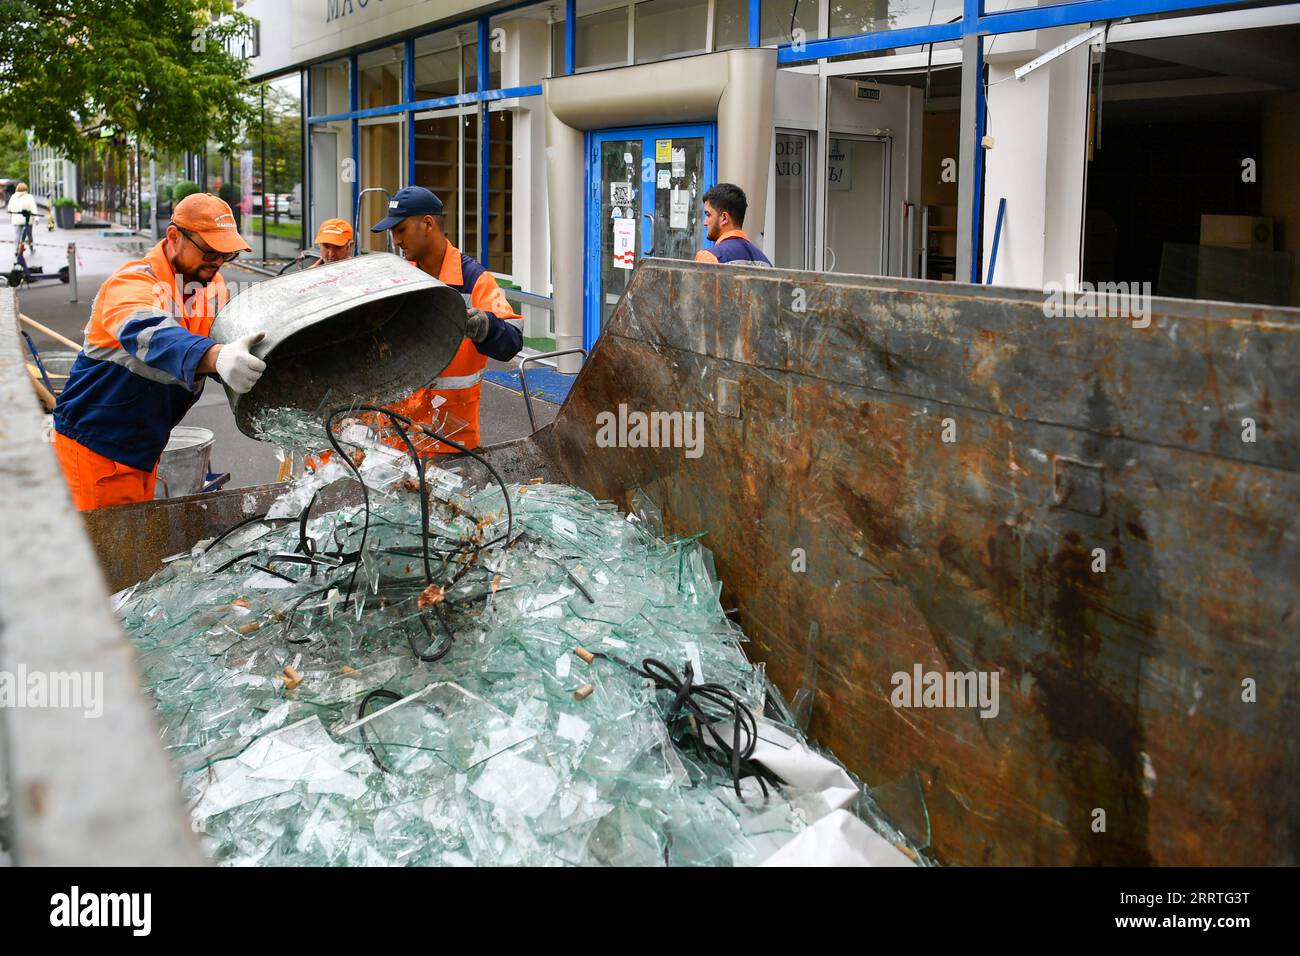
[535,261,1300,866]
[0,288,203,865]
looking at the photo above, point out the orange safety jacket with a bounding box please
[53,240,227,473]
[387,244,522,453]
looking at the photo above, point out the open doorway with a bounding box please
[1083,24,1300,306]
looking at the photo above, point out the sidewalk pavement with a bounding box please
[9,227,558,491]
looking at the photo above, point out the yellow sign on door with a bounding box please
[655,139,672,164]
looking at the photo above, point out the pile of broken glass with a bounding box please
[113,408,926,866]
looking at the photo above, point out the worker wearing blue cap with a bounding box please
[372,186,523,452]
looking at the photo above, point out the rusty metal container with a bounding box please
[210,252,467,436]
[4,261,1297,866]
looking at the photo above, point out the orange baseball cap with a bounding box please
[171,193,252,254]
[315,218,354,245]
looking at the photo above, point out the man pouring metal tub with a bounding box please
[370,186,523,453]
[52,194,268,510]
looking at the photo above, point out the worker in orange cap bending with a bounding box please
[52,193,266,510]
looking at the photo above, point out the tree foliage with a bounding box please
[0,0,258,157]
[0,125,29,180]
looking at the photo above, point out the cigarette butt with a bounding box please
[894,842,918,862]
[341,665,360,676]
[232,597,250,608]
[574,647,595,664]
[283,665,303,690]
[491,574,502,594]
[574,683,595,701]
[530,477,544,484]
[237,621,262,635]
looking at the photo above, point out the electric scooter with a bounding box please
[5,213,69,288]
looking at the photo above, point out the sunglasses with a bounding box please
[173,225,240,263]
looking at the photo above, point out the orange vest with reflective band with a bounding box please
[387,244,519,453]
[54,240,228,471]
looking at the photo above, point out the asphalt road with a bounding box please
[9,226,558,491]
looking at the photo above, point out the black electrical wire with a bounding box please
[357,688,404,773]
[586,651,779,800]
[296,490,319,557]
[210,550,262,574]
[407,607,455,663]
[323,404,515,663]
[199,512,274,556]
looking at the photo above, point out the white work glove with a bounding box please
[465,308,492,344]
[216,332,267,395]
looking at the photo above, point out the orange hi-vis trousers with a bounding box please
[54,431,157,510]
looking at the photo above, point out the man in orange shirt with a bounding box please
[370,186,522,453]
[52,194,265,509]
[693,183,772,266]
[311,218,354,265]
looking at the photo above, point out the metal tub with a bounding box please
[210,252,468,436]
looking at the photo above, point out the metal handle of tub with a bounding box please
[519,348,588,434]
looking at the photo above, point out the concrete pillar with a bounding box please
[982,26,1091,291]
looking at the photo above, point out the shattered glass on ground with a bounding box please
[114,408,925,866]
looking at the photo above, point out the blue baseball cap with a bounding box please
[371,186,445,232]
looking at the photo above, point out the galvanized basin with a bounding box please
[154,425,214,499]
[210,253,467,436]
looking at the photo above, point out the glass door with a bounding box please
[824,134,890,276]
[585,123,716,350]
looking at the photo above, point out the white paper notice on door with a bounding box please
[612,217,636,270]
[669,189,689,230]
[657,169,671,190]
[671,147,686,177]
[610,181,634,206]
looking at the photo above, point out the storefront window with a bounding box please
[359,118,405,252]
[635,0,709,64]
[762,0,821,46]
[258,74,305,261]
[464,41,480,94]
[414,33,463,99]
[309,59,350,116]
[357,44,404,110]
[413,109,476,252]
[486,109,514,275]
[830,0,963,37]
[714,0,750,51]
[774,130,813,269]
[576,4,629,72]
[552,19,567,76]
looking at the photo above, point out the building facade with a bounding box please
[231,0,1300,355]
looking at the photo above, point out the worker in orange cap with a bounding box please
[52,193,265,510]
[310,218,354,265]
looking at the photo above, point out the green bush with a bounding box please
[217,181,241,206]
[172,179,200,203]
[158,184,174,205]
[52,196,78,209]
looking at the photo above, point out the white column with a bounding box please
[981,25,1091,291]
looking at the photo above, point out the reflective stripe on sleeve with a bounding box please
[431,370,485,390]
